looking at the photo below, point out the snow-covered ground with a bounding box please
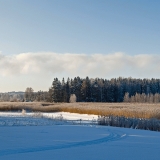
[0,111,98,121]
[0,112,160,160]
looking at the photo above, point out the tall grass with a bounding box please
[0,102,160,119]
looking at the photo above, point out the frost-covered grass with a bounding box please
[0,111,98,126]
[98,116,160,131]
[0,102,160,119]
[1,111,160,132]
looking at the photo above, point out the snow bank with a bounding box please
[0,111,98,121]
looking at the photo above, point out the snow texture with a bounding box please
[0,111,98,121]
[0,112,160,160]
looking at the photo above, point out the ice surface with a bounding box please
[0,112,160,160]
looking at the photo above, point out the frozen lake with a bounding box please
[0,113,160,160]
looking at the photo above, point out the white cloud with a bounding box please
[0,52,160,91]
[0,52,160,79]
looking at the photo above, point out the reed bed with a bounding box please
[0,102,160,119]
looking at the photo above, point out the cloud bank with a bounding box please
[0,52,160,79]
[0,52,160,78]
[1,52,160,91]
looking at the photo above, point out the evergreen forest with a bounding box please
[51,77,160,103]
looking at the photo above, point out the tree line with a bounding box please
[24,87,52,102]
[0,92,24,102]
[0,88,52,102]
[1,77,160,103]
[51,77,160,103]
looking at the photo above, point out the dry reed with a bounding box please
[0,102,160,119]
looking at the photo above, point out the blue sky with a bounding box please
[0,0,160,92]
[1,0,160,55]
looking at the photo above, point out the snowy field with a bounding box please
[0,112,160,160]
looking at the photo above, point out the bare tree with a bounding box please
[25,87,34,102]
[141,93,146,103]
[124,92,160,103]
[149,94,154,103]
[154,93,159,103]
[130,96,135,103]
[69,94,77,103]
[123,92,130,103]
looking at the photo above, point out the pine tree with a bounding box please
[52,78,62,102]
